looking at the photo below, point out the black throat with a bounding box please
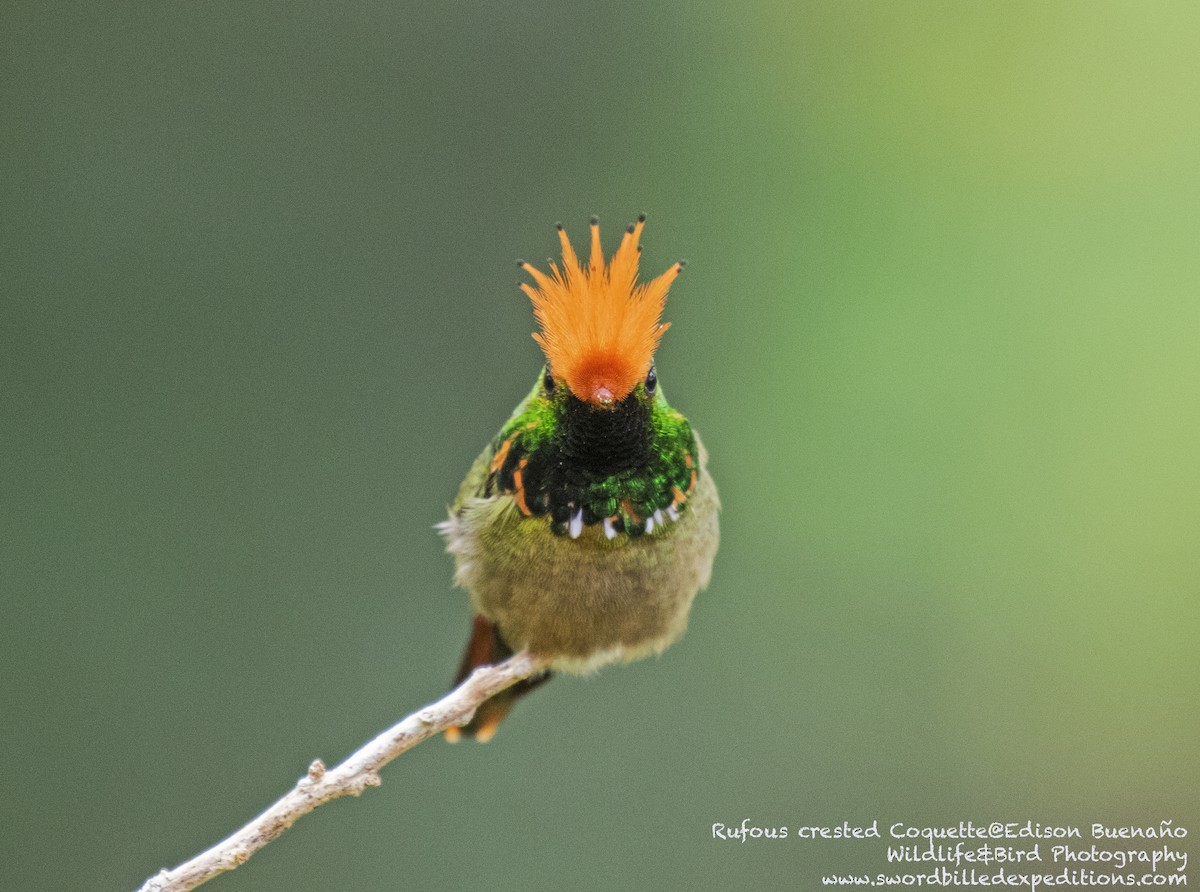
[554,393,651,484]
[492,392,655,528]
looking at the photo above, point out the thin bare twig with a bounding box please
[137,651,543,892]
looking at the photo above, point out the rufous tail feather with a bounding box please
[445,615,551,742]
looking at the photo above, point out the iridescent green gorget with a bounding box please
[488,366,699,538]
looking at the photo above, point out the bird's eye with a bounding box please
[543,367,556,394]
[644,366,657,395]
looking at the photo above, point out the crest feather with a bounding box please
[519,217,683,405]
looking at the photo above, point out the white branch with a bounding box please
[136,651,544,892]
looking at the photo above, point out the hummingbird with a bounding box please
[438,215,719,741]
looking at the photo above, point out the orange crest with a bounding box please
[519,216,683,406]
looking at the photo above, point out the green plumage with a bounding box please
[440,366,719,675]
[439,216,718,739]
[485,372,700,535]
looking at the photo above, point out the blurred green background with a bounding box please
[3,2,1197,889]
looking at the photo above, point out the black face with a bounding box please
[515,387,651,526]
[555,391,651,481]
[493,368,657,527]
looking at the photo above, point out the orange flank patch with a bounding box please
[490,435,515,474]
[683,453,697,494]
[672,485,688,505]
[519,217,684,406]
[621,497,642,524]
[491,422,538,474]
[513,458,532,515]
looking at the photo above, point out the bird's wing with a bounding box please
[449,441,496,513]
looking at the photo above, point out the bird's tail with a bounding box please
[445,615,551,742]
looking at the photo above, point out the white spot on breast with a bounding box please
[603,517,618,540]
[666,504,679,521]
[569,508,584,539]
